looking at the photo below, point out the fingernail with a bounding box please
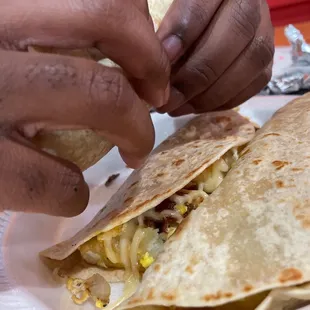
[156,87,185,114]
[170,86,185,105]
[154,83,170,108]
[162,35,183,63]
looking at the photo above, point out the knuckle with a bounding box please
[84,65,131,119]
[245,35,275,69]
[168,0,210,44]
[79,0,136,38]
[142,47,170,84]
[172,59,217,99]
[188,0,210,23]
[187,59,217,86]
[230,0,261,41]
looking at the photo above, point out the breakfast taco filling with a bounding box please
[67,148,239,307]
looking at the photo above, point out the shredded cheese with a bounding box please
[103,237,120,265]
[171,190,208,205]
[95,298,105,309]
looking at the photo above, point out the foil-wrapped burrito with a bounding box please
[262,24,310,95]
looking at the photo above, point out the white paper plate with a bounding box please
[1,95,309,310]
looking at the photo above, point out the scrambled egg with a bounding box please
[66,276,109,309]
[67,278,90,304]
[175,204,188,215]
[95,298,106,309]
[139,252,154,269]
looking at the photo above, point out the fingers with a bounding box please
[187,36,273,113]
[158,0,263,113]
[169,63,272,117]
[0,50,155,166]
[159,0,273,115]
[183,2,274,112]
[0,0,170,107]
[0,131,89,217]
[157,0,223,62]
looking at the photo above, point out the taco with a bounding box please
[40,110,255,308]
[29,0,173,171]
[118,94,310,310]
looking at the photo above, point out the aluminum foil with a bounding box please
[261,24,310,95]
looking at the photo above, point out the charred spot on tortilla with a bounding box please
[172,159,185,166]
[253,159,262,165]
[156,172,165,177]
[161,292,175,300]
[279,268,302,283]
[272,160,290,170]
[185,265,194,274]
[105,174,120,187]
[275,180,284,188]
[147,288,155,300]
[203,291,223,301]
[263,133,281,137]
[243,285,253,292]
[153,264,161,272]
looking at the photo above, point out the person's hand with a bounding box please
[157,0,274,116]
[0,0,170,216]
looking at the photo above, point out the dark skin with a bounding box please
[157,0,274,116]
[0,0,274,217]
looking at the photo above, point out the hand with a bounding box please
[157,0,274,116]
[0,0,170,216]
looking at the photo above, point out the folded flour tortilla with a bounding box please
[40,110,255,308]
[29,0,173,171]
[118,94,310,310]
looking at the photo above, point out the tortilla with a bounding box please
[40,110,255,307]
[118,93,310,310]
[29,0,173,171]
